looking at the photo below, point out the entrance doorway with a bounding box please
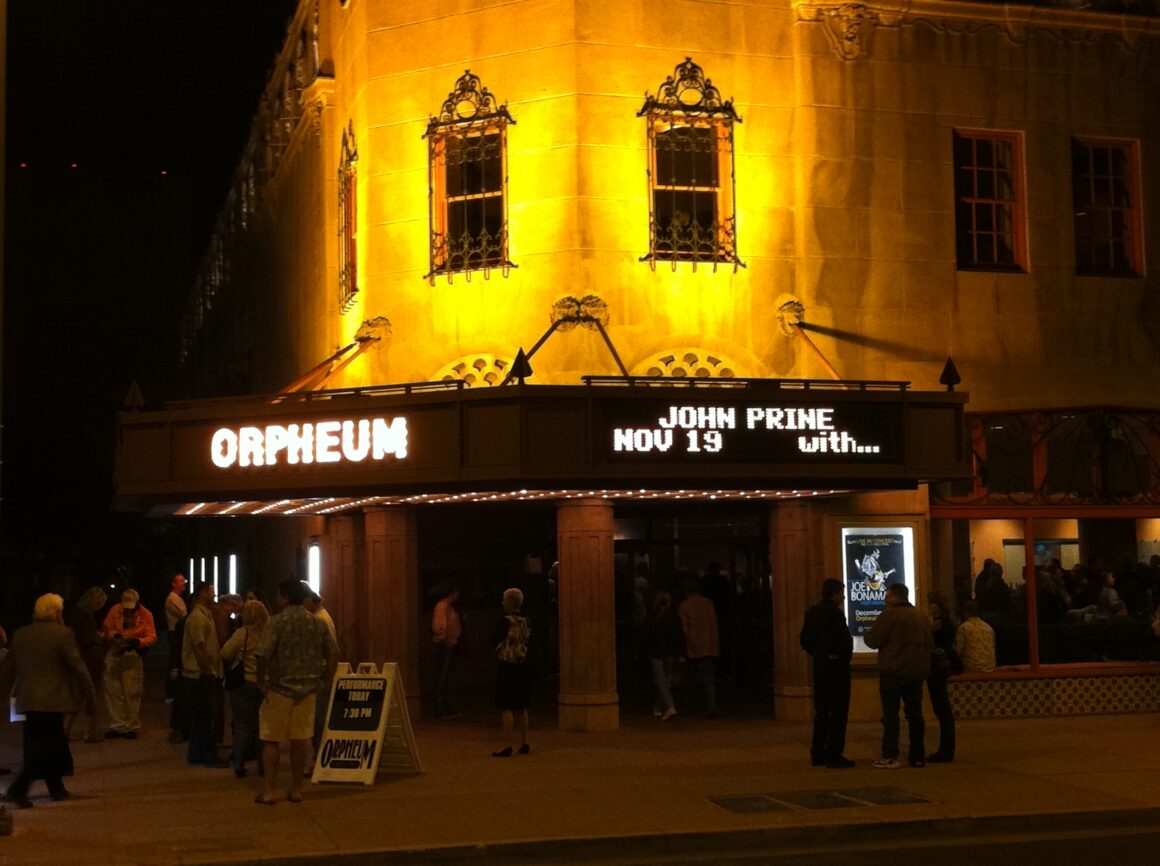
[613,508,773,718]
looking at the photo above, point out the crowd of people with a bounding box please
[0,576,338,808]
[799,578,998,771]
[967,554,1160,664]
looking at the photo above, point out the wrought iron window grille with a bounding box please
[338,121,359,312]
[933,408,1160,507]
[425,71,517,283]
[639,58,744,272]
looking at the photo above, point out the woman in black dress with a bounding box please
[490,588,532,757]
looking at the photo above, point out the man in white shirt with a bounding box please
[182,582,226,767]
[165,573,188,743]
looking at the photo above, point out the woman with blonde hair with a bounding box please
[222,599,269,778]
[69,586,108,743]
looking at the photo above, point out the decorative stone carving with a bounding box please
[794,0,1159,58]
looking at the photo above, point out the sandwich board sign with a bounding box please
[311,662,422,785]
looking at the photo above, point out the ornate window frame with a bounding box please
[638,58,743,270]
[338,121,359,312]
[1071,137,1143,278]
[425,71,516,281]
[952,129,1027,272]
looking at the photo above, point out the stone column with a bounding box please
[362,507,421,719]
[770,501,815,722]
[556,498,618,731]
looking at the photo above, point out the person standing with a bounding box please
[490,588,533,757]
[254,579,337,805]
[221,599,269,779]
[431,581,463,719]
[864,583,933,769]
[799,579,855,768]
[304,587,338,760]
[183,582,227,767]
[926,590,960,763]
[0,594,95,808]
[68,587,108,743]
[642,590,683,720]
[678,577,720,717]
[99,588,157,739]
[165,573,189,744]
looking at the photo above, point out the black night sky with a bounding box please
[3,1,298,605]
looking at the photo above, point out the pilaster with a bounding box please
[556,498,618,731]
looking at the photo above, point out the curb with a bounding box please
[192,806,1160,866]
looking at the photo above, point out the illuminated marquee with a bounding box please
[609,403,891,461]
[211,417,408,469]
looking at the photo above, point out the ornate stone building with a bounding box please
[119,0,1160,723]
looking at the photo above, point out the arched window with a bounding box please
[338,121,358,311]
[425,71,516,280]
[639,58,742,269]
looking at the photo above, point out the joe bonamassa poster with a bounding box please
[845,532,907,639]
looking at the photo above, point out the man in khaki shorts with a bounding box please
[254,579,337,805]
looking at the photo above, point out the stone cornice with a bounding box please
[794,0,1160,60]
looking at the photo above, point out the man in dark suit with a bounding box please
[799,578,855,768]
[0,593,96,808]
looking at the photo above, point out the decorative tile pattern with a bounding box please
[949,675,1160,718]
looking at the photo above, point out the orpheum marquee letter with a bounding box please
[211,417,409,469]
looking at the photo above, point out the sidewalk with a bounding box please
[2,696,1160,866]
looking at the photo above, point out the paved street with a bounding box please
[2,688,1160,866]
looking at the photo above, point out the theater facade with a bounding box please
[116,0,1160,725]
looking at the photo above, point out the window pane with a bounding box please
[656,126,717,187]
[976,138,994,168]
[1092,146,1110,175]
[976,170,993,199]
[654,189,718,259]
[992,140,1012,170]
[445,133,502,196]
[975,203,993,231]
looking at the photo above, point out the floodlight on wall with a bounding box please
[502,295,628,384]
[274,316,392,398]
[776,296,842,381]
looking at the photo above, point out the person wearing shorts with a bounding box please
[254,579,337,805]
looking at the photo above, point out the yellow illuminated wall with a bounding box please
[212,0,1159,416]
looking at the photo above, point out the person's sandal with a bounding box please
[253,793,277,806]
[491,746,513,757]
[287,791,304,803]
[517,744,530,755]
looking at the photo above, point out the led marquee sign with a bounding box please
[211,417,409,469]
[606,402,898,462]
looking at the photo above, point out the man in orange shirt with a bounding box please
[431,581,463,719]
[678,576,720,718]
[99,589,157,739]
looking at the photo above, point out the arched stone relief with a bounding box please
[434,353,515,388]
[632,349,746,380]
